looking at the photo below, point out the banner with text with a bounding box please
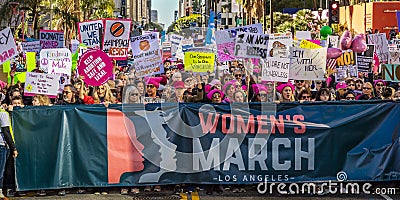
[235,33,269,59]
[356,44,374,73]
[335,50,358,82]
[184,52,215,72]
[261,57,290,82]
[267,33,293,58]
[39,48,72,75]
[24,72,60,97]
[40,30,64,49]
[367,33,389,64]
[382,64,400,82]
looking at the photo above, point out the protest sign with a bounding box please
[162,42,172,61]
[261,57,290,82]
[382,64,400,82]
[22,41,41,55]
[327,35,339,48]
[299,40,322,49]
[26,52,36,72]
[130,33,163,77]
[24,72,60,97]
[289,47,327,80]
[77,49,113,86]
[367,33,389,63]
[40,30,64,49]
[356,44,374,73]
[170,34,183,53]
[295,31,312,40]
[184,52,215,72]
[102,19,131,60]
[78,20,103,48]
[267,33,292,58]
[235,32,269,59]
[224,23,263,38]
[0,27,18,65]
[334,50,358,82]
[215,30,235,62]
[389,39,400,51]
[389,49,400,64]
[40,48,72,75]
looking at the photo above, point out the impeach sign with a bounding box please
[77,49,113,86]
[102,19,131,60]
[184,52,215,72]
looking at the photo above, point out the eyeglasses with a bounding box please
[212,94,221,99]
[130,93,139,96]
[146,85,155,88]
[295,80,304,83]
[301,95,311,99]
[376,84,384,86]
[316,82,322,84]
[363,87,372,90]
[266,83,273,86]
[346,96,355,100]
[224,78,232,82]
[259,94,267,97]
[185,79,193,83]
[63,91,72,94]
[234,74,242,77]
[340,88,348,91]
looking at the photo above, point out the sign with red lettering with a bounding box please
[102,19,131,60]
[40,30,64,49]
[0,27,18,65]
[77,49,113,86]
[40,48,72,75]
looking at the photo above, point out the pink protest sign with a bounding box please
[78,49,113,86]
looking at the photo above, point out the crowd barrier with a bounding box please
[13,101,400,190]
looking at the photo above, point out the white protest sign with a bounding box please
[130,33,163,77]
[24,72,60,97]
[40,48,72,75]
[390,39,400,51]
[0,27,18,65]
[40,30,64,49]
[22,41,41,55]
[78,20,103,48]
[267,33,293,58]
[334,50,358,82]
[289,47,327,80]
[70,39,80,53]
[215,30,235,62]
[295,31,312,40]
[261,57,290,82]
[327,35,339,48]
[235,32,269,59]
[225,23,263,38]
[170,34,183,53]
[389,49,400,64]
[367,33,389,63]
[102,19,131,60]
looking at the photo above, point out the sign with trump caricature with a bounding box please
[130,33,163,77]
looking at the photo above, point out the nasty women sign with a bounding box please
[40,48,72,75]
[78,49,113,86]
[261,57,290,82]
[40,30,64,49]
[24,72,60,97]
[289,47,327,80]
[235,33,269,59]
[78,20,103,48]
[0,27,18,65]
[367,33,389,64]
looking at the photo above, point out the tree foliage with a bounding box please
[173,14,201,32]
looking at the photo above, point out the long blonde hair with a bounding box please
[93,83,116,104]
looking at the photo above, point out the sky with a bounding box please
[152,0,179,28]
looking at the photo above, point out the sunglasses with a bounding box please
[212,94,221,98]
[146,85,155,88]
[376,84,384,86]
[224,78,232,82]
[234,74,242,77]
[363,87,372,90]
[301,95,311,99]
[295,80,304,83]
[130,93,139,96]
[259,94,267,97]
[63,91,72,94]
[316,82,322,84]
[346,96,355,100]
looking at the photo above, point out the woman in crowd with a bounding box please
[262,81,280,102]
[344,91,356,101]
[315,88,333,101]
[136,81,146,97]
[222,80,237,103]
[373,79,385,98]
[123,85,142,103]
[250,84,268,102]
[93,83,116,106]
[335,82,348,100]
[207,89,224,103]
[358,82,375,100]
[233,90,247,103]
[277,83,295,102]
[354,78,364,96]
[32,94,51,106]
[221,74,234,85]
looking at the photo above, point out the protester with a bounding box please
[93,83,116,106]
[315,88,333,101]
[277,83,295,102]
[32,94,51,106]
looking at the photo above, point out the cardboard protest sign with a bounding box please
[184,52,215,73]
[389,48,400,64]
[0,27,18,65]
[356,44,374,72]
[382,64,400,82]
[235,32,269,59]
[389,39,400,51]
[335,50,358,82]
[130,33,163,77]
[224,23,263,38]
[327,35,339,48]
[24,72,60,97]
[77,49,113,86]
[170,34,183,53]
[267,33,292,58]
[162,42,172,61]
[40,30,64,49]
[299,40,322,49]
[40,48,72,75]
[261,57,290,82]
[78,20,103,48]
[102,19,131,60]
[289,47,327,80]
[367,33,389,63]
[22,41,41,55]
[215,30,235,62]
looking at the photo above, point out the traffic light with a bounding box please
[186,8,189,16]
[329,0,339,26]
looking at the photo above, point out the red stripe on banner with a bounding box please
[107,109,144,184]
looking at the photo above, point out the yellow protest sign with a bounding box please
[299,40,322,49]
[2,60,10,73]
[184,52,215,73]
[26,52,36,72]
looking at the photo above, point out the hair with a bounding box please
[122,85,141,103]
[278,86,295,102]
[33,94,51,106]
[363,82,374,95]
[315,88,332,101]
[381,87,395,99]
[233,90,247,102]
[64,84,77,94]
[297,89,311,100]
[11,95,23,104]
[93,83,116,104]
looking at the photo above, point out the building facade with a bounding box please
[125,0,150,25]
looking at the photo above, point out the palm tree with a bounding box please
[80,0,114,20]
[53,0,79,44]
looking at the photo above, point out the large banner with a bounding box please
[130,33,163,77]
[102,19,131,60]
[78,20,103,48]
[14,102,400,190]
[289,47,327,80]
[40,30,64,49]
[0,27,18,65]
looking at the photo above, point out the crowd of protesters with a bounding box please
[0,56,400,197]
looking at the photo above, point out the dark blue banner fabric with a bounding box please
[13,102,400,190]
